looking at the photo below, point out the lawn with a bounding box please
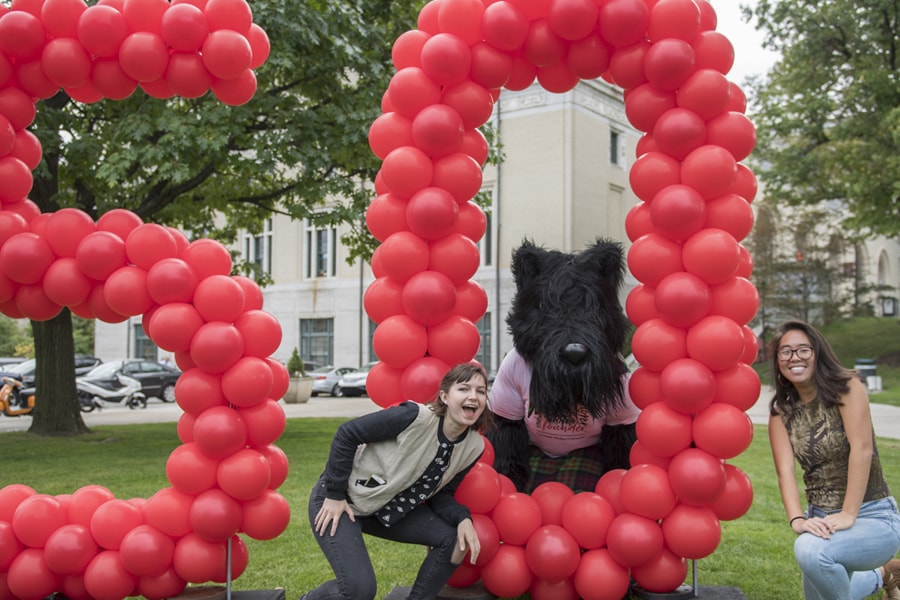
[2,417,899,600]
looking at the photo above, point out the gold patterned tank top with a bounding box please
[782,396,889,510]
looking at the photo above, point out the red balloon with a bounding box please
[387,67,442,120]
[643,38,695,91]
[204,0,251,34]
[44,524,98,575]
[372,314,428,369]
[482,1,529,51]
[405,187,459,241]
[573,548,631,600]
[620,464,677,520]
[454,462,500,512]
[239,400,286,448]
[629,439,671,470]
[147,302,204,354]
[480,544,532,599]
[0,88,37,130]
[469,41,513,89]
[660,357,715,414]
[453,280,488,323]
[491,492,542,545]
[653,107,706,160]
[190,322,245,374]
[363,276,405,324]
[624,202,653,242]
[380,145,435,200]
[447,561,481,589]
[193,274,245,323]
[634,402,692,458]
[631,547,689,594]
[627,366,661,409]
[681,144,738,200]
[567,32,611,80]
[606,512,664,567]
[523,19,566,68]
[630,318,687,372]
[166,442,218,495]
[366,361,404,408]
[705,192,754,241]
[42,258,92,307]
[201,29,251,80]
[692,30,734,75]
[693,403,754,459]
[375,231,431,283]
[668,447,726,506]
[441,80,493,130]
[419,32,471,87]
[649,0,701,41]
[103,265,155,318]
[189,488,242,542]
[241,489,290,541]
[399,356,450,403]
[682,228,741,285]
[145,258,197,305]
[561,492,615,549]
[192,405,247,460]
[706,111,757,161]
[118,32,168,82]
[142,487,193,539]
[608,41,648,90]
[531,482,574,526]
[709,276,758,326]
[160,2,208,51]
[0,11,45,60]
[77,4,127,58]
[180,238,233,279]
[411,104,466,159]
[427,315,480,373]
[369,113,414,162]
[41,0,88,38]
[654,271,710,328]
[217,448,271,502]
[530,576,578,600]
[75,231,128,281]
[431,154,483,205]
[119,524,174,577]
[627,233,683,288]
[65,485,113,529]
[713,362,761,411]
[650,184,706,242]
[391,29,428,70]
[548,0,598,40]
[625,283,658,327]
[233,309,282,359]
[137,567,186,600]
[7,548,62,600]
[711,464,753,521]
[0,484,37,523]
[41,37,92,88]
[536,61,579,94]
[0,522,23,572]
[165,51,213,98]
[438,0,485,45]
[12,494,68,548]
[124,223,177,270]
[0,232,54,284]
[676,68,731,120]
[687,314,745,371]
[662,504,721,559]
[628,150,680,201]
[259,444,289,489]
[173,533,225,584]
[525,525,581,583]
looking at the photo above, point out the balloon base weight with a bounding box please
[386,582,495,600]
[171,586,287,600]
[632,585,747,599]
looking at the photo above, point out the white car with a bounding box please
[336,362,378,397]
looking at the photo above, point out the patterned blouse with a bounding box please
[782,396,890,511]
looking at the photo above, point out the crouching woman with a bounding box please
[302,362,492,600]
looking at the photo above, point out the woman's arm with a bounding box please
[834,377,874,528]
[768,413,806,532]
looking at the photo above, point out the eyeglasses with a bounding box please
[777,345,813,361]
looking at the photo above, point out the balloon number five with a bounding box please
[365,0,759,598]
[0,1,290,599]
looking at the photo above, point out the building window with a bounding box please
[368,319,377,364]
[475,312,492,372]
[479,211,493,267]
[610,130,621,166]
[241,218,273,276]
[299,318,334,368]
[133,323,157,360]
[305,219,337,278]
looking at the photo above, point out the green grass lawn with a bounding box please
[2,417,899,600]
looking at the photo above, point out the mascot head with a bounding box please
[506,238,629,424]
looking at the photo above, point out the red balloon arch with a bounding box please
[365,0,758,597]
[0,0,758,597]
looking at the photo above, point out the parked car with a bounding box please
[0,357,25,367]
[309,366,356,397]
[336,362,378,397]
[0,354,101,388]
[78,359,181,403]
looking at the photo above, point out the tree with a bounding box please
[24,0,424,434]
[746,0,900,236]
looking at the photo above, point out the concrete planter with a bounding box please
[283,376,314,404]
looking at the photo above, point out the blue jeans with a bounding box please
[304,477,460,600]
[794,496,900,600]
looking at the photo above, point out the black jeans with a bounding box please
[304,477,460,600]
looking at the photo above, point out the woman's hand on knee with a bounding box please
[314,498,354,537]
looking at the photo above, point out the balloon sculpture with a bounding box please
[364,0,759,597]
[0,1,288,599]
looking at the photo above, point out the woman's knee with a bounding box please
[794,534,831,571]
[343,577,378,600]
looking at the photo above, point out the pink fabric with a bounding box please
[489,348,640,458]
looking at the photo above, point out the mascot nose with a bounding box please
[562,343,588,365]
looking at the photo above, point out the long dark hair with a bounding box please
[768,320,854,417]
[429,362,494,431]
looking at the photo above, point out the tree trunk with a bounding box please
[29,310,90,435]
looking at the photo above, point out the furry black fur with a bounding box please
[506,238,630,423]
[486,238,637,493]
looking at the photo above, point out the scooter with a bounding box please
[77,371,147,412]
[0,376,34,417]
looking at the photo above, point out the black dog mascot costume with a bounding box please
[487,239,639,493]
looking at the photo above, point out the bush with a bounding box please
[287,347,305,377]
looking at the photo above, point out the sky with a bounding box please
[708,0,780,87]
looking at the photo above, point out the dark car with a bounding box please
[0,354,101,388]
[78,359,181,402]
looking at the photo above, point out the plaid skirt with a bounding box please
[527,443,606,493]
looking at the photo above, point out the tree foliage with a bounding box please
[25,0,425,433]
[746,0,900,236]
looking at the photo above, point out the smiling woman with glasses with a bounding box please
[767,320,900,600]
